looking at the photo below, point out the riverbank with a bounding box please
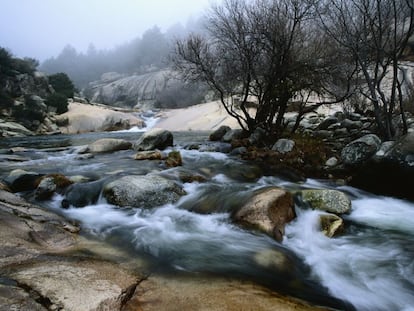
[0,190,331,311]
[1,128,413,310]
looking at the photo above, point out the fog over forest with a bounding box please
[0,0,215,88]
[40,21,205,88]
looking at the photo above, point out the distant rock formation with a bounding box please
[84,70,176,109]
[83,69,209,110]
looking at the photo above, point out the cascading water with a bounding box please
[1,131,414,310]
[284,188,414,311]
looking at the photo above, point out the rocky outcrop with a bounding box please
[233,187,296,242]
[0,190,142,311]
[85,138,132,153]
[133,128,173,151]
[299,189,352,214]
[84,70,177,109]
[103,175,185,208]
[55,102,144,134]
[0,120,35,137]
[10,261,137,311]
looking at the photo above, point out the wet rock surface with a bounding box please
[234,187,296,242]
[0,188,331,311]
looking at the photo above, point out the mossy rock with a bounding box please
[300,189,351,214]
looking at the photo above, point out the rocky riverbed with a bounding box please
[1,105,414,310]
[0,179,332,311]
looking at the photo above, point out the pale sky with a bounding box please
[0,0,214,61]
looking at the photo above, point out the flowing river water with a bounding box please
[0,130,413,311]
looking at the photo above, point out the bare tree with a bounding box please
[173,0,351,136]
[319,0,414,140]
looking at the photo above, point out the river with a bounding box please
[0,130,413,311]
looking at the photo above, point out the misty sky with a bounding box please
[0,0,214,61]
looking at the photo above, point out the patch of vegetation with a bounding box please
[239,133,333,179]
[0,47,38,80]
[0,90,14,109]
[48,72,75,98]
[45,93,68,114]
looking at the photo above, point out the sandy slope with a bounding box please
[154,100,343,132]
[155,101,242,131]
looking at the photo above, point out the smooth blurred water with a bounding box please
[1,131,414,310]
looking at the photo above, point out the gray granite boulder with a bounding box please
[341,134,381,166]
[300,189,352,214]
[103,175,185,208]
[133,128,173,151]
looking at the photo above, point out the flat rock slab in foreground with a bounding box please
[10,261,137,311]
[0,190,140,311]
[125,274,331,311]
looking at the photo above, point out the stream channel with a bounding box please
[0,130,413,311]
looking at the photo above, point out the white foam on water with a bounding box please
[284,200,414,311]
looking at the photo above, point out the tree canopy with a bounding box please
[48,72,76,98]
[173,0,414,139]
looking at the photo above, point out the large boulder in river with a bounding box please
[62,179,105,208]
[103,175,185,208]
[341,134,381,166]
[233,187,295,242]
[3,169,42,192]
[299,189,352,214]
[133,128,173,151]
[86,138,132,153]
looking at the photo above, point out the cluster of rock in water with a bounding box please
[1,126,359,243]
[1,109,414,309]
